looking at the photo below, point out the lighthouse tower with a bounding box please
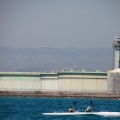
[113,36,120,69]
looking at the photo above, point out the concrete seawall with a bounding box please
[0,71,107,92]
[0,71,120,97]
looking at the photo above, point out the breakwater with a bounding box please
[0,91,120,99]
[0,71,107,92]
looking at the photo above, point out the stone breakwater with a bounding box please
[0,91,120,99]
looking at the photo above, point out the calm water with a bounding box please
[0,97,120,120]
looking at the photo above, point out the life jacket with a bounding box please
[69,108,74,112]
[85,107,91,112]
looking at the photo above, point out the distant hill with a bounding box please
[0,47,113,72]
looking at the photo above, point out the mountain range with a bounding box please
[0,47,113,72]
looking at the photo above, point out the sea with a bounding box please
[0,97,120,120]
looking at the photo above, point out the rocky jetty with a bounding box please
[0,91,120,99]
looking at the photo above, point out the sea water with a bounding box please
[0,97,120,120]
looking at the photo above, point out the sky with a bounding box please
[0,0,120,48]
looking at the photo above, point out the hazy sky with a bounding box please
[0,0,120,48]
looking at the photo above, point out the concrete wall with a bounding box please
[108,69,120,93]
[114,50,119,69]
[0,76,41,91]
[0,71,107,92]
[41,76,58,91]
[57,74,107,92]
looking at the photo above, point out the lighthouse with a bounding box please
[113,36,120,69]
